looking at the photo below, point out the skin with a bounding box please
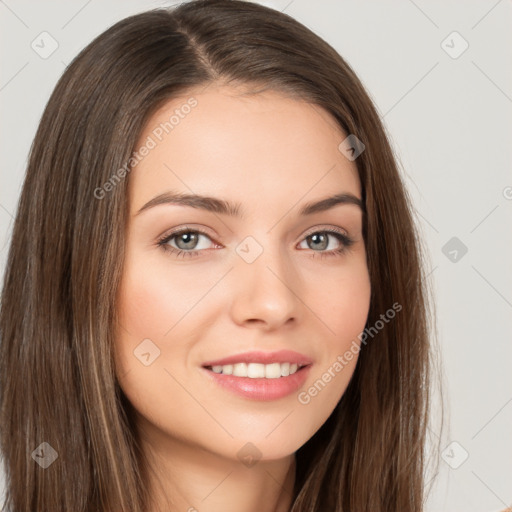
[114,83,371,512]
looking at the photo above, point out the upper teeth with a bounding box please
[210,362,301,378]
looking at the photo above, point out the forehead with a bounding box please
[129,85,361,212]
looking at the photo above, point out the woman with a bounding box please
[0,1,440,510]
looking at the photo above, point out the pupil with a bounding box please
[178,232,197,249]
[310,233,327,250]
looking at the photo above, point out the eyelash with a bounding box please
[156,226,354,260]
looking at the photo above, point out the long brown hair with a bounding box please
[0,1,442,510]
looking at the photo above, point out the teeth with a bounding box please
[233,363,247,377]
[248,363,266,378]
[265,363,280,379]
[209,362,303,378]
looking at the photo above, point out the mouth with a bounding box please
[201,363,312,401]
[200,351,313,400]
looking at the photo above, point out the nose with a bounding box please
[229,242,300,330]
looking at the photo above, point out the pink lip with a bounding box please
[201,350,313,367]
[201,364,312,401]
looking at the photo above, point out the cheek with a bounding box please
[114,255,189,386]
[113,256,207,434]
[298,259,371,409]
[312,257,371,347]
[116,254,208,340]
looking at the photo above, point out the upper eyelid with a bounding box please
[301,225,349,237]
[160,224,351,247]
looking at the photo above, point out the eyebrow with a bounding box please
[135,190,364,218]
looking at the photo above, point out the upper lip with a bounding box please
[202,350,313,368]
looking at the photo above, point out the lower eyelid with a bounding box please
[158,229,353,256]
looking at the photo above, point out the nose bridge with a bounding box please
[230,232,299,326]
[235,230,288,281]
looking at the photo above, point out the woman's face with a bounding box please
[115,84,371,462]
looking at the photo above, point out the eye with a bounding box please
[157,227,216,258]
[298,228,354,259]
[157,226,354,259]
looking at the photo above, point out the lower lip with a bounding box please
[201,365,312,401]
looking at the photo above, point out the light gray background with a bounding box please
[1,1,511,511]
